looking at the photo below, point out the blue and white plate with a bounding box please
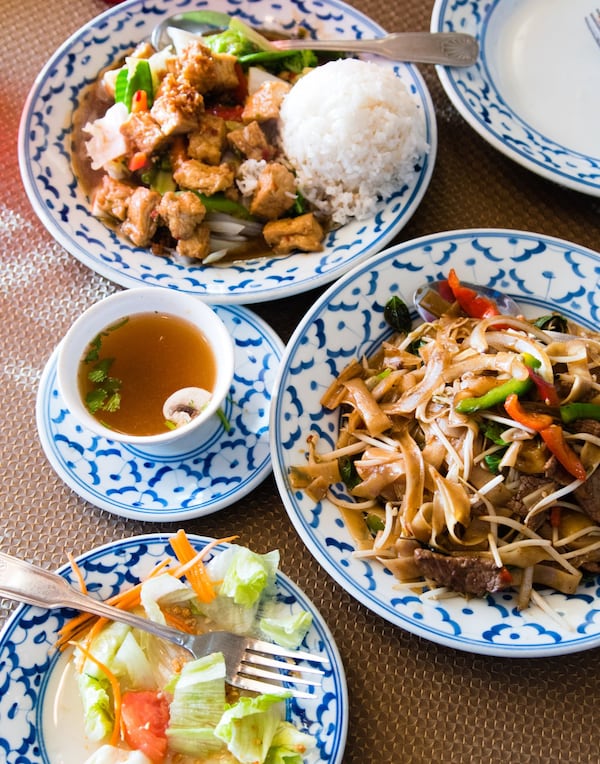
[431,0,600,196]
[36,305,283,521]
[270,228,600,657]
[0,534,347,764]
[18,0,436,304]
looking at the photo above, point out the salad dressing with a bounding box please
[42,650,96,763]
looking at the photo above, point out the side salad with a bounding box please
[57,531,316,764]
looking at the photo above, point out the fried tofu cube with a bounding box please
[176,41,239,92]
[120,186,162,247]
[227,120,274,161]
[120,111,169,155]
[158,190,206,240]
[150,72,204,136]
[91,175,136,222]
[175,223,211,260]
[188,113,228,165]
[263,213,325,254]
[249,162,296,220]
[242,80,291,122]
[173,159,235,195]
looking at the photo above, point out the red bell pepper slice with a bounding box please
[447,269,501,319]
[206,103,245,121]
[504,393,553,431]
[539,424,586,481]
[526,366,560,406]
[128,151,149,172]
[131,89,149,113]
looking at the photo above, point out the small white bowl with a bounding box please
[57,287,234,447]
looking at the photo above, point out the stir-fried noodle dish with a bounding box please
[290,272,600,612]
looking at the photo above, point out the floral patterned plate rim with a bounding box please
[431,0,600,196]
[270,228,600,657]
[18,0,436,304]
[0,533,347,763]
[36,304,283,521]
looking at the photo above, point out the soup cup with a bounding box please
[57,287,234,447]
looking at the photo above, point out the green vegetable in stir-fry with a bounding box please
[383,296,412,334]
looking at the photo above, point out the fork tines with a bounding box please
[586,9,600,47]
[245,636,330,664]
[238,638,329,699]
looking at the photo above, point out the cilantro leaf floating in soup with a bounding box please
[72,14,428,265]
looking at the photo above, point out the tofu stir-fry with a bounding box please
[74,16,327,263]
[290,271,600,611]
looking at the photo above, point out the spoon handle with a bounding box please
[271,32,479,66]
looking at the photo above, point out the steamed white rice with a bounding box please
[279,58,428,226]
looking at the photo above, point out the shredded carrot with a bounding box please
[81,618,110,662]
[56,536,237,651]
[170,530,238,603]
[170,530,215,603]
[70,640,122,748]
[163,610,195,633]
[68,553,88,594]
[56,558,174,651]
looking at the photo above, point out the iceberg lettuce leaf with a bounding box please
[166,652,226,756]
[77,673,114,741]
[214,692,289,764]
[259,608,313,650]
[264,721,316,764]
[140,573,197,625]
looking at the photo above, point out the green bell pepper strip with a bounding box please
[455,354,540,414]
[560,402,600,424]
[190,191,256,221]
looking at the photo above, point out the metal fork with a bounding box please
[0,552,328,699]
[586,9,600,47]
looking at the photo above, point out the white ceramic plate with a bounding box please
[36,305,283,521]
[0,534,347,763]
[431,0,600,195]
[18,0,436,304]
[270,228,600,657]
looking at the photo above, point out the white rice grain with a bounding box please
[279,58,428,226]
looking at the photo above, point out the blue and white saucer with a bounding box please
[36,305,284,521]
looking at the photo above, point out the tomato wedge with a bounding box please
[121,691,170,763]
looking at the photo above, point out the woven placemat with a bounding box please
[1,1,600,762]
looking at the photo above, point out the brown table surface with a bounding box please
[2,0,600,762]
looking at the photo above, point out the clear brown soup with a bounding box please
[78,311,216,436]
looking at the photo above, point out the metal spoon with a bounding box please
[413,280,521,323]
[151,13,479,66]
[151,12,224,50]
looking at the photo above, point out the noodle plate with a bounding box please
[291,306,600,611]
